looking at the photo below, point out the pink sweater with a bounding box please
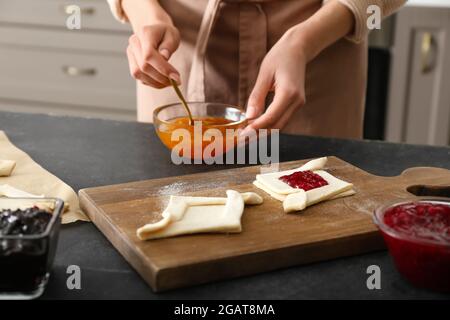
[331,0,406,42]
[107,0,406,42]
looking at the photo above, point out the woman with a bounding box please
[107,0,405,138]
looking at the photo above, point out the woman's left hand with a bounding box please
[245,27,310,131]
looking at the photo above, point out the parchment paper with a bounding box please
[0,130,88,223]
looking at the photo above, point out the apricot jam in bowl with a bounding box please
[374,199,450,292]
[153,102,247,160]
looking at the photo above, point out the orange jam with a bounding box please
[155,116,245,160]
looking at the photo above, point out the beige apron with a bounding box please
[137,0,368,139]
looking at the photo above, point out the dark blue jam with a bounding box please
[0,207,52,236]
[0,207,53,293]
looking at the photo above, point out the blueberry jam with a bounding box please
[0,207,52,236]
[0,207,54,294]
[279,170,328,191]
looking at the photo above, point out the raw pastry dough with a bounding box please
[253,180,355,202]
[0,198,63,213]
[137,190,263,240]
[0,184,44,198]
[0,185,70,212]
[295,156,327,171]
[256,157,330,195]
[283,190,307,212]
[0,160,16,177]
[33,199,70,213]
[254,157,355,213]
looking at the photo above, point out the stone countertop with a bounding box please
[0,111,449,299]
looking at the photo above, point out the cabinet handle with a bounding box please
[63,5,96,15]
[421,32,435,74]
[62,66,97,77]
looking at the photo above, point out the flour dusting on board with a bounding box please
[345,199,379,215]
[157,181,188,195]
[156,180,232,196]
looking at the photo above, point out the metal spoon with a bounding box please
[169,78,194,126]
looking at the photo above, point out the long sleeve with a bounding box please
[107,0,128,23]
[325,0,406,43]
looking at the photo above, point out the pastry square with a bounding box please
[253,158,354,212]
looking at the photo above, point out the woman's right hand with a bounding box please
[127,23,181,88]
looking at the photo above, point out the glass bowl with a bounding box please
[153,102,247,160]
[0,198,64,299]
[373,198,450,292]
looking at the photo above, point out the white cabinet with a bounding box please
[0,0,136,121]
[386,6,450,146]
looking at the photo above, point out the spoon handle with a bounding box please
[169,78,194,126]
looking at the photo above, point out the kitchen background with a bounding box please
[0,0,449,146]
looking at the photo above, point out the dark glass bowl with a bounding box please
[0,198,63,299]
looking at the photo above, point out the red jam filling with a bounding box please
[383,202,450,243]
[279,170,328,191]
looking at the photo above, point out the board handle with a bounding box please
[407,185,450,198]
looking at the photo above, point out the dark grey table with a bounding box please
[1,111,449,300]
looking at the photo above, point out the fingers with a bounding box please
[247,84,305,131]
[127,46,165,88]
[158,28,180,60]
[246,66,273,120]
[137,26,181,82]
[126,25,181,88]
[273,103,301,129]
[129,35,170,86]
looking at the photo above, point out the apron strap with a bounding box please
[238,3,267,108]
[187,0,268,107]
[187,0,222,102]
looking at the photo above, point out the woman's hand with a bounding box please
[127,23,181,88]
[122,0,181,88]
[245,1,355,131]
[245,27,309,131]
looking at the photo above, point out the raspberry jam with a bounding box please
[374,200,450,292]
[279,170,328,191]
[383,203,450,243]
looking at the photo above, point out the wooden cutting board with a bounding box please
[78,156,450,292]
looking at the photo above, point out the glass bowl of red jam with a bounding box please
[0,198,63,299]
[374,199,450,292]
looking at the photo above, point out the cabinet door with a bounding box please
[0,0,130,32]
[386,7,450,146]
